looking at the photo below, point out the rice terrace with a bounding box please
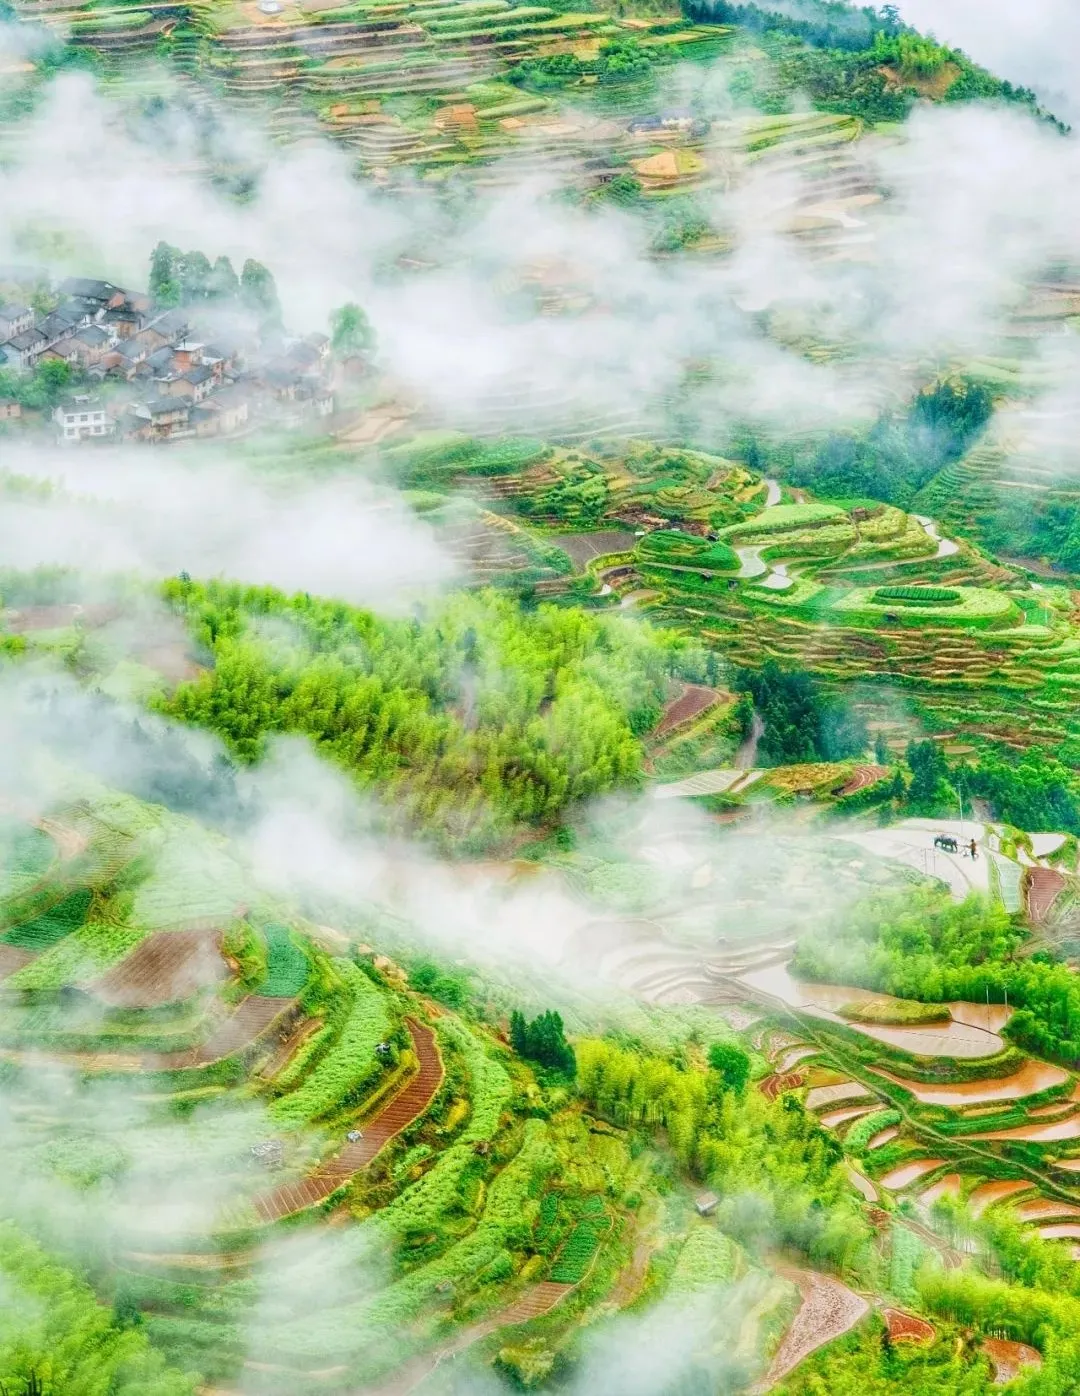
[6,0,1080,1390]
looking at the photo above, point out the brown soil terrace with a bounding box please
[1027,866,1066,924]
[91,928,227,1009]
[880,1159,945,1191]
[838,764,888,796]
[759,1071,804,1101]
[968,1180,1035,1216]
[751,1267,869,1392]
[655,683,724,737]
[805,1081,872,1111]
[872,1058,1069,1107]
[982,1338,1042,1384]
[920,1173,962,1206]
[0,945,34,980]
[882,1308,935,1344]
[820,1104,877,1130]
[37,816,90,862]
[253,1017,443,1223]
[158,995,297,1069]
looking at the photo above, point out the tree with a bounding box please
[209,255,239,301]
[330,302,376,361]
[177,249,212,304]
[509,1009,575,1075]
[240,258,281,326]
[707,1040,750,1094]
[149,240,181,307]
[874,731,890,765]
[905,739,949,808]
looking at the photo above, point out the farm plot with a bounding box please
[6,920,143,992]
[968,1180,1035,1215]
[254,1017,444,1221]
[256,922,310,998]
[982,1338,1042,1383]
[883,1309,935,1344]
[753,1267,869,1391]
[2,888,92,951]
[547,529,637,568]
[90,929,227,1009]
[879,1159,946,1191]
[654,684,724,737]
[180,995,296,1067]
[636,529,740,573]
[0,820,56,900]
[549,1197,609,1284]
[871,1059,1068,1106]
[269,961,394,1127]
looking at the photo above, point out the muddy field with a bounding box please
[547,530,638,568]
[754,1268,869,1391]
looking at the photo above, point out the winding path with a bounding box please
[253,1018,443,1223]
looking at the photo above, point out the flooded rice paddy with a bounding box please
[741,963,1006,1058]
[872,1059,1068,1107]
[880,1158,946,1190]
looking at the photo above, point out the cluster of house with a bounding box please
[0,275,335,444]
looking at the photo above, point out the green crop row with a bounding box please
[269,962,393,1126]
[888,1223,926,1303]
[258,922,309,998]
[669,1224,739,1294]
[843,1108,901,1153]
[364,1142,478,1241]
[437,1018,512,1142]
[2,887,92,951]
[721,502,846,540]
[0,823,54,900]
[549,1214,604,1283]
[265,1119,557,1360]
[636,529,739,572]
[128,816,247,927]
[873,585,962,605]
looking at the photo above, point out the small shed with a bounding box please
[695,1192,719,1217]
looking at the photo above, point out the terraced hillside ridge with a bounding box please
[253,1016,443,1220]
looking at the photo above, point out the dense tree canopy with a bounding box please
[160,579,696,851]
[736,661,868,766]
[0,1222,195,1396]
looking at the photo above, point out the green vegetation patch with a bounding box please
[269,961,394,1126]
[721,502,846,541]
[844,1109,902,1153]
[257,922,309,999]
[0,821,55,900]
[842,999,951,1026]
[669,1224,739,1293]
[828,586,1019,629]
[7,920,144,992]
[872,585,962,606]
[2,888,92,951]
[636,529,739,573]
[549,1207,607,1284]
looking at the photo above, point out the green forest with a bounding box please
[159,578,702,851]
